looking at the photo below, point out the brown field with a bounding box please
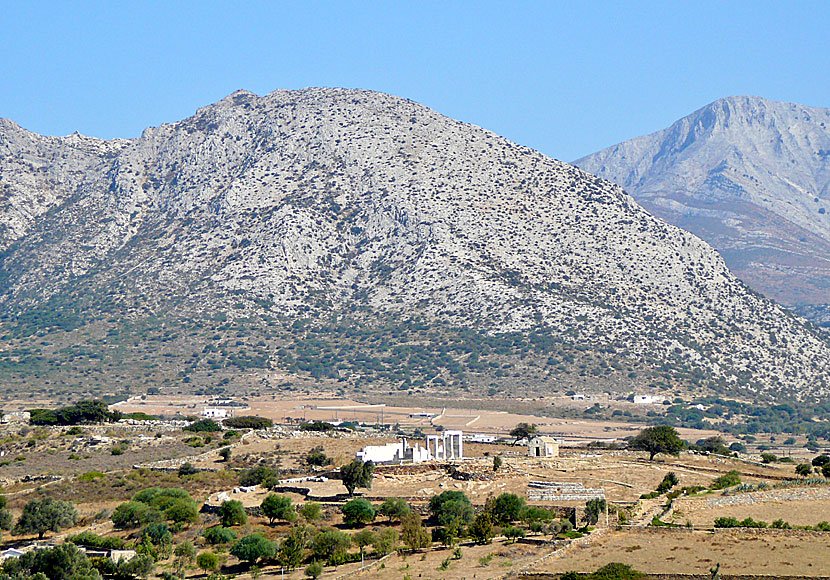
[114,394,724,443]
[535,528,830,576]
[670,492,830,528]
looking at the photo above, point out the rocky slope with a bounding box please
[0,89,829,403]
[575,96,830,321]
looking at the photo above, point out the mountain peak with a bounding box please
[577,96,830,316]
[0,90,829,403]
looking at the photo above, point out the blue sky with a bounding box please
[1,1,827,161]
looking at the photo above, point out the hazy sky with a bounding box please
[2,1,828,161]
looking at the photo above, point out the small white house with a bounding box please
[633,395,665,405]
[528,436,560,458]
[201,408,229,419]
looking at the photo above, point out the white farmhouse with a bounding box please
[201,407,229,419]
[527,436,560,458]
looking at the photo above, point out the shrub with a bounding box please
[761,453,777,464]
[305,446,332,467]
[66,531,126,550]
[656,472,678,493]
[710,470,741,490]
[224,416,273,430]
[204,525,237,544]
[305,560,324,579]
[240,466,279,488]
[184,419,221,432]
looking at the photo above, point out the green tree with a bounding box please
[584,498,607,525]
[173,541,196,577]
[219,447,232,462]
[493,456,503,472]
[231,533,276,567]
[219,500,247,527]
[372,528,398,555]
[400,512,431,551]
[628,426,685,460]
[177,462,198,477]
[299,501,323,523]
[278,524,310,570]
[429,491,474,529]
[342,498,376,528]
[310,529,352,565]
[196,551,219,574]
[353,529,375,557]
[468,512,494,544]
[812,455,830,468]
[795,463,813,478]
[509,423,537,445]
[14,496,78,539]
[2,542,101,580]
[261,494,296,525]
[378,497,411,522]
[138,522,173,561]
[503,525,525,543]
[0,495,13,540]
[822,463,830,478]
[489,493,526,525]
[165,498,199,525]
[340,459,374,496]
[761,453,777,464]
[112,501,162,529]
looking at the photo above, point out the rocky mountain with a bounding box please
[0,89,829,405]
[575,96,830,322]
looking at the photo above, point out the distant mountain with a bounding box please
[575,96,830,322]
[0,89,829,405]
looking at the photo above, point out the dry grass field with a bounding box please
[535,528,830,576]
[113,394,726,442]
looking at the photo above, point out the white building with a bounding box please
[528,436,560,458]
[633,395,665,405]
[356,438,432,464]
[467,434,496,443]
[201,407,230,418]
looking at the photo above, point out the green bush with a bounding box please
[710,470,741,490]
[184,419,221,432]
[224,416,273,430]
[204,525,237,544]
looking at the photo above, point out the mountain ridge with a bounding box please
[1,88,828,404]
[575,95,830,316]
